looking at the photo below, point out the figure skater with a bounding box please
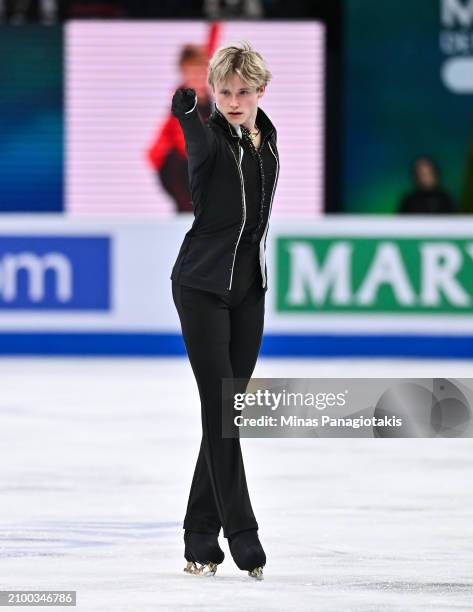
[170,40,279,579]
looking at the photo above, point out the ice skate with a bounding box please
[248,566,264,580]
[183,530,224,577]
[183,560,219,576]
[229,529,266,580]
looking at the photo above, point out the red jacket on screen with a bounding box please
[147,94,213,212]
[147,114,186,171]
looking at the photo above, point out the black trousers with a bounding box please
[172,268,265,539]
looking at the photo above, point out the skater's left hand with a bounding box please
[171,88,197,117]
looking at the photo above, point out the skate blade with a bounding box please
[183,561,218,576]
[248,566,264,580]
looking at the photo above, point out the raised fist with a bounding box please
[171,88,197,117]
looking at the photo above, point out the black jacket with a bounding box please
[170,99,280,295]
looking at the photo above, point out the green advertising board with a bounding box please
[277,237,473,313]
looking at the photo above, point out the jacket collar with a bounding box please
[209,105,276,142]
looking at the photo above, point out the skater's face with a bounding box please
[214,73,265,129]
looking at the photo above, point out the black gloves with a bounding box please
[171,88,197,117]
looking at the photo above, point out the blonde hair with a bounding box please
[207,40,272,91]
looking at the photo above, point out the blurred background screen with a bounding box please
[65,21,326,216]
[342,0,473,215]
[0,25,63,212]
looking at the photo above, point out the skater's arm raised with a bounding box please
[171,88,217,174]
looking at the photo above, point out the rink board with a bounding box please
[0,215,472,356]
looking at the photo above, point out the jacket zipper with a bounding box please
[259,140,279,288]
[227,143,246,290]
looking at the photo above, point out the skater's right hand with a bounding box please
[171,88,197,117]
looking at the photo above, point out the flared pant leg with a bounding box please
[172,276,265,539]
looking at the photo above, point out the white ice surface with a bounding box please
[0,357,472,611]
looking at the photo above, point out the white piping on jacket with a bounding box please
[228,144,246,290]
[259,140,279,288]
[184,95,198,114]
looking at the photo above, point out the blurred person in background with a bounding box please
[170,40,279,580]
[203,0,316,18]
[204,0,263,18]
[399,155,455,214]
[0,0,59,22]
[147,45,213,212]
